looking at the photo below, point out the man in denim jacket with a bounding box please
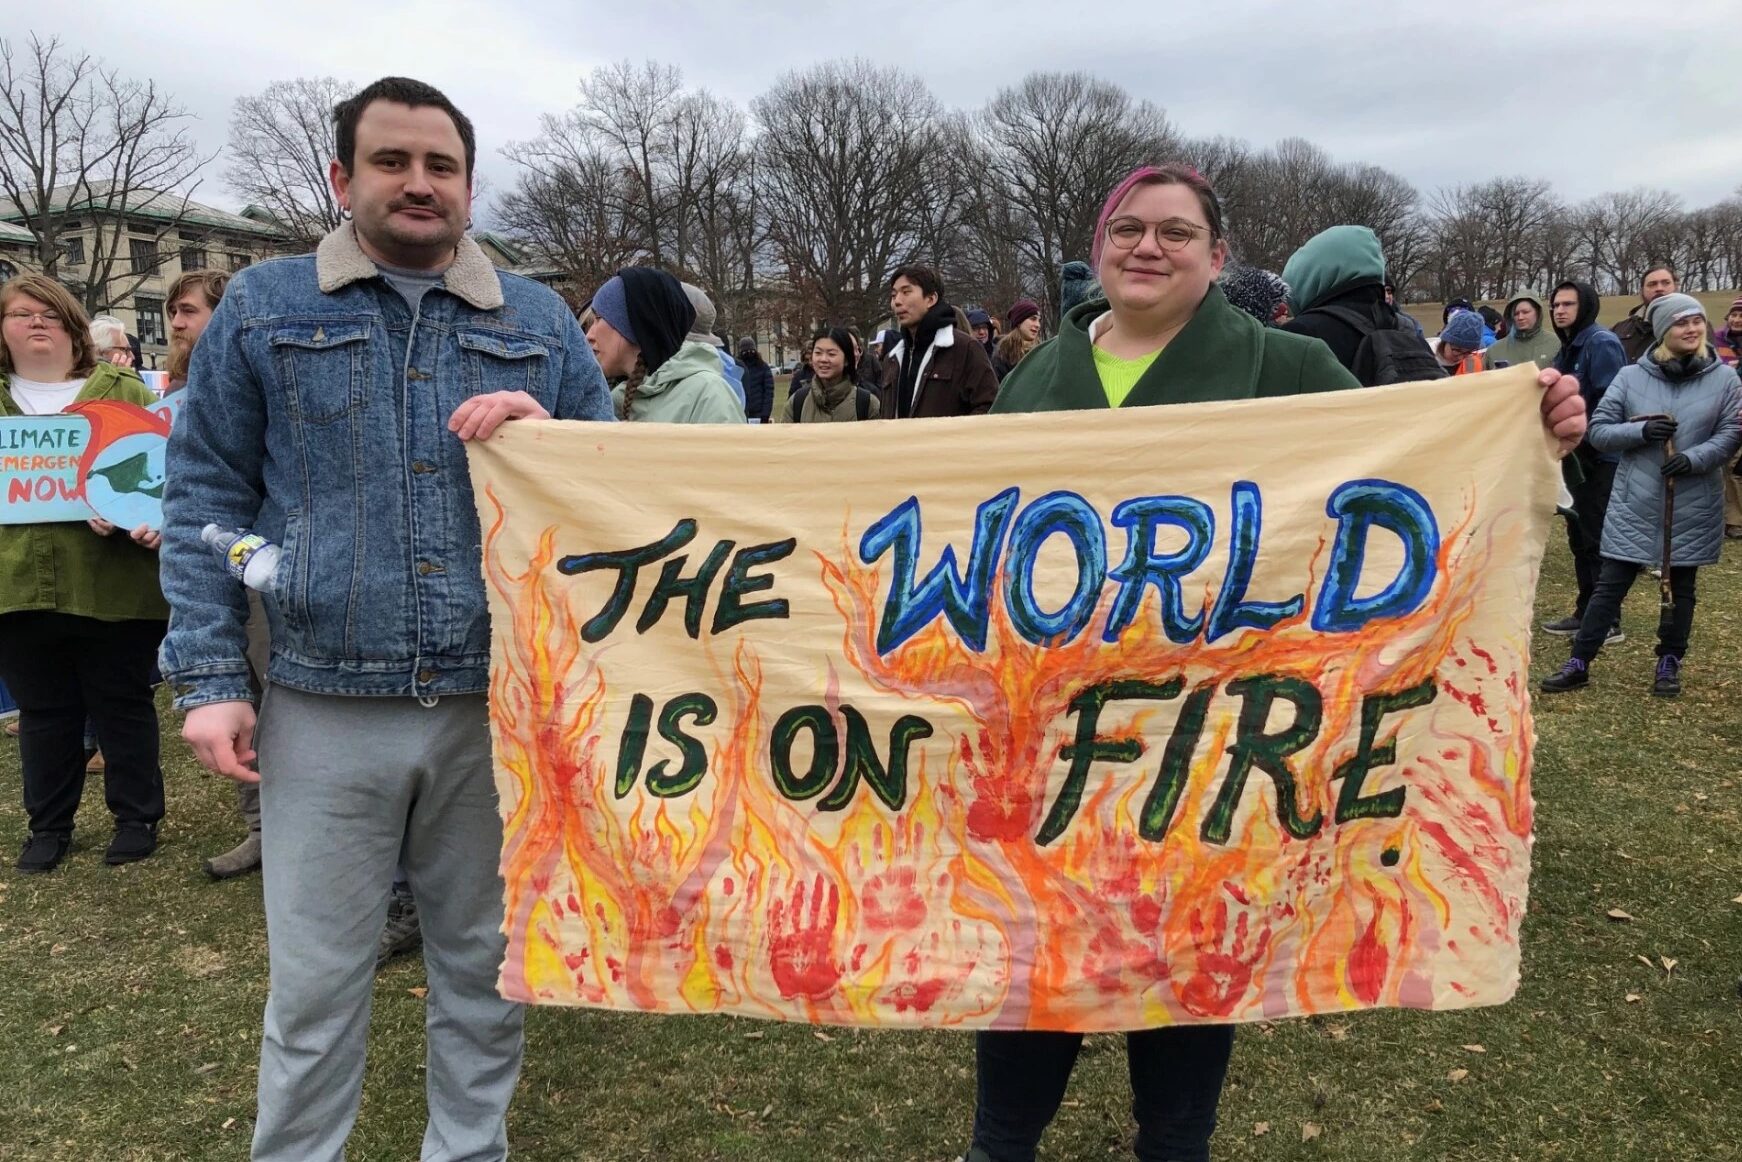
[159,77,612,1162]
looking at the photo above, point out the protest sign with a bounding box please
[0,394,179,527]
[468,365,1557,1031]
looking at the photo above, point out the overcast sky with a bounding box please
[16,1,1742,218]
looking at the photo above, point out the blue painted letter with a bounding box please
[1103,495,1215,644]
[1003,491,1106,646]
[860,488,1019,654]
[1205,481,1304,643]
[1312,479,1439,632]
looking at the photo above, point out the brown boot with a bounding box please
[203,831,262,880]
[3,719,18,737]
[85,749,105,773]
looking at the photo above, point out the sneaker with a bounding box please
[376,883,422,969]
[1604,625,1626,646]
[1726,525,1742,540]
[1653,655,1682,698]
[203,831,262,880]
[17,832,71,873]
[105,823,157,866]
[1541,615,1581,636]
[3,719,17,737]
[1541,658,1590,693]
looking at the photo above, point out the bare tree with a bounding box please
[752,60,955,331]
[575,60,683,268]
[974,72,1182,321]
[494,141,641,295]
[0,34,212,313]
[226,77,352,249]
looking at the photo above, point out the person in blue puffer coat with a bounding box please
[1542,293,1742,698]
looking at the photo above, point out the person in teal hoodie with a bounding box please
[977,164,1591,1162]
[586,268,741,424]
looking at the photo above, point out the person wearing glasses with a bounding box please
[0,275,168,874]
[89,315,136,368]
[979,164,1590,1162]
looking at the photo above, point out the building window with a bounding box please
[0,260,15,281]
[230,252,251,272]
[130,237,159,275]
[180,245,207,272]
[62,236,84,265]
[134,297,165,346]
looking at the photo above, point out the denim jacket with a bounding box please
[159,224,612,708]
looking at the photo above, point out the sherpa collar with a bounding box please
[315,222,504,310]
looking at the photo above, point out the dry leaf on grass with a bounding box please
[1462,1044,1486,1053]
[1253,1122,1271,1137]
[1625,993,1642,1003]
[1607,908,1635,922]
[1660,957,1677,974]
[407,987,428,999]
[1447,1068,1470,1082]
[1302,1122,1323,1142]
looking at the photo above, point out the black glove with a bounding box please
[1661,453,1693,477]
[1641,417,1678,442]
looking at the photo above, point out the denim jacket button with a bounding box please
[411,460,437,474]
[416,561,445,576]
[417,669,437,683]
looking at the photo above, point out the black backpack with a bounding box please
[791,383,874,421]
[1316,303,1446,387]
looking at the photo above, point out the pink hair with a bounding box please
[1091,164,1224,267]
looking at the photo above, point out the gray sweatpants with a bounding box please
[251,685,524,1162]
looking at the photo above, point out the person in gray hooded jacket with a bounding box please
[1542,293,1742,697]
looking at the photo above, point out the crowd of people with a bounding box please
[0,71,1732,1162]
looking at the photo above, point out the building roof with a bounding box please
[0,183,287,240]
[0,219,35,245]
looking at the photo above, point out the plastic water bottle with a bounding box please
[201,524,281,592]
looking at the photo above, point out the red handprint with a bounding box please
[861,866,927,933]
[767,874,844,1000]
[1176,899,1272,1019]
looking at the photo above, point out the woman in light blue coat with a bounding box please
[1543,294,1742,697]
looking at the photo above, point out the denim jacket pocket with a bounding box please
[270,322,372,424]
[456,328,551,397]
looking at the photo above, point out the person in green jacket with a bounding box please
[1486,290,1561,370]
[975,164,1591,1162]
[0,274,168,874]
[586,267,741,425]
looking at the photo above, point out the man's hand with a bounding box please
[1535,368,1586,458]
[183,701,260,784]
[129,524,161,551]
[87,517,116,536]
[448,391,550,441]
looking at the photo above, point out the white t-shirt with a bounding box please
[7,374,86,416]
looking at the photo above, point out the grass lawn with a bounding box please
[2,544,1740,1161]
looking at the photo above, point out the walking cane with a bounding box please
[1660,433,1676,610]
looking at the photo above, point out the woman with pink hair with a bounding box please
[975,163,1591,1161]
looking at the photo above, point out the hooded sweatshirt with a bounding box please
[1552,279,1627,464]
[611,339,744,424]
[1486,290,1560,369]
[1280,225,1386,315]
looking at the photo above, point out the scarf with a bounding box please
[895,299,957,419]
[1648,343,1717,382]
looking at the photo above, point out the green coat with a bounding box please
[611,341,744,424]
[0,362,168,622]
[993,285,1361,414]
[1486,290,1560,370]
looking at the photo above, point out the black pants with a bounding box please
[971,1025,1235,1162]
[0,611,166,836]
[1566,456,1617,619]
[1571,560,1697,663]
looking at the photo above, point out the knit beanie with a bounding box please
[591,275,636,348]
[1059,261,1102,315]
[1647,292,1705,343]
[612,267,695,373]
[966,307,992,330]
[1729,296,1742,315]
[1219,264,1289,325]
[681,282,723,346]
[1006,299,1040,329]
[1440,310,1485,351]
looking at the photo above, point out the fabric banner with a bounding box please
[0,395,179,527]
[468,365,1556,1031]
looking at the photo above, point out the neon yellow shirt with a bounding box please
[1091,344,1162,408]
